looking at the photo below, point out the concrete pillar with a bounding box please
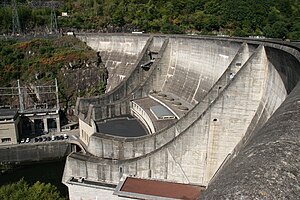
[31,119,35,134]
[17,80,24,111]
[43,118,48,133]
[56,117,61,132]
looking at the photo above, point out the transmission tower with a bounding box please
[12,0,21,35]
[50,0,58,33]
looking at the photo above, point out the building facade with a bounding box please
[0,109,20,145]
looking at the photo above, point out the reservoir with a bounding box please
[0,160,68,198]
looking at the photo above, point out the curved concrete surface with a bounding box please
[75,35,166,120]
[64,34,300,198]
[77,34,149,92]
[201,78,300,199]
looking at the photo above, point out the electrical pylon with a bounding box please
[50,0,58,33]
[12,0,21,35]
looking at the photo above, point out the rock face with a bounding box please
[59,61,108,97]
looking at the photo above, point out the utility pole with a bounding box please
[55,78,60,110]
[17,80,24,111]
[12,0,21,35]
[50,0,58,33]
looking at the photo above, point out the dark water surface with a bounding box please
[0,160,68,198]
[96,116,148,137]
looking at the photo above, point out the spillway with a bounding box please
[63,34,300,199]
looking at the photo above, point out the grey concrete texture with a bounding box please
[0,141,71,163]
[201,73,300,199]
[66,34,300,198]
[77,34,149,93]
[66,43,290,186]
[75,34,166,121]
[80,40,280,162]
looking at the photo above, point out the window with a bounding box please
[1,138,11,143]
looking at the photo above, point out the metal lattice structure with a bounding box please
[11,0,21,35]
[0,79,59,112]
[50,0,58,33]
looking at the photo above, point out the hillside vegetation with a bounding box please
[0,36,93,85]
[0,0,299,39]
[0,36,106,109]
[0,179,66,200]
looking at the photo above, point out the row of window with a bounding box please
[1,138,11,143]
[131,102,155,133]
[132,103,147,116]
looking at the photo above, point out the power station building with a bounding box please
[0,80,61,145]
[0,109,20,145]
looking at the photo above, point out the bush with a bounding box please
[0,179,66,200]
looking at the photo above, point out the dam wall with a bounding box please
[0,142,71,164]
[64,39,299,188]
[79,37,256,123]
[217,42,300,164]
[89,38,169,121]
[75,35,167,120]
[85,40,255,159]
[201,56,300,199]
[77,34,149,92]
[63,35,300,199]
[156,37,241,104]
[65,37,299,191]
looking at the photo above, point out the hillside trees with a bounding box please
[0,0,299,38]
[0,179,66,200]
[0,36,105,107]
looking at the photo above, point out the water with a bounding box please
[0,159,68,198]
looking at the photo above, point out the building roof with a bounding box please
[0,109,18,120]
[132,97,177,131]
[150,105,175,119]
[114,177,204,200]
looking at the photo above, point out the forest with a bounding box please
[0,0,299,39]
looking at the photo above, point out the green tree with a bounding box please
[0,179,66,200]
[27,181,64,200]
[264,21,288,38]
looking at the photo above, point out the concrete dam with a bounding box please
[63,34,300,199]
